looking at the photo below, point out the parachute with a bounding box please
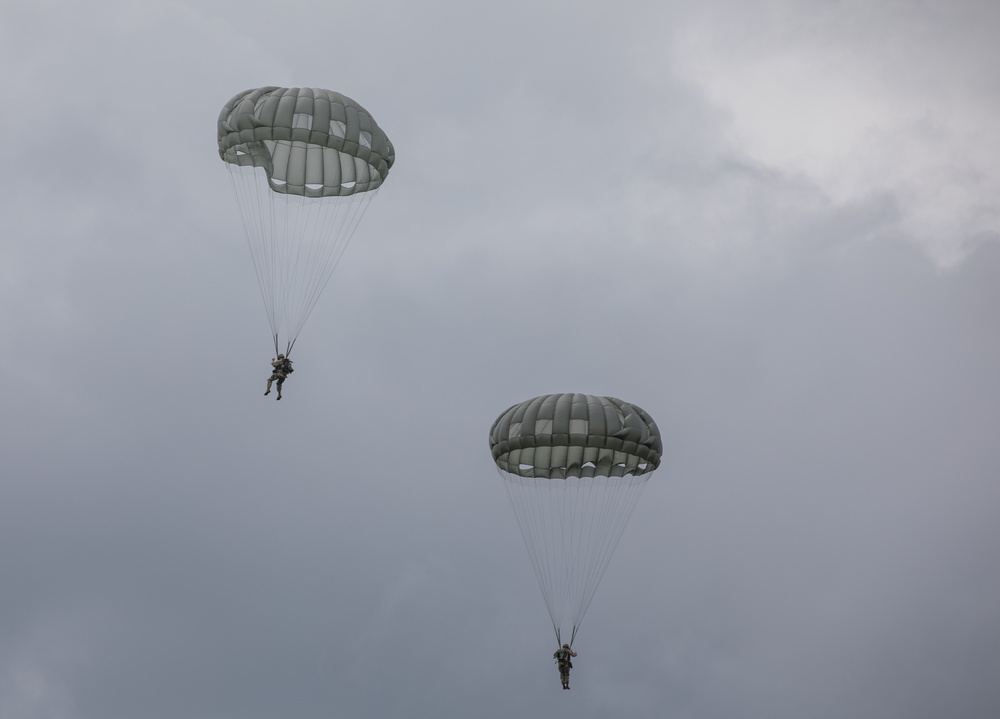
[489,393,662,647]
[218,86,395,356]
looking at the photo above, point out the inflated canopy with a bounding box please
[490,393,662,479]
[218,86,394,197]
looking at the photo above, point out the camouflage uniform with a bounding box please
[264,355,293,400]
[553,644,577,690]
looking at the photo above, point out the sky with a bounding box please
[2,0,999,717]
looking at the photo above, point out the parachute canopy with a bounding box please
[218,86,394,196]
[218,86,394,354]
[491,393,662,479]
[490,393,663,647]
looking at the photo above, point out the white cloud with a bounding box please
[671,0,1000,265]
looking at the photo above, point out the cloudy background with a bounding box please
[3,0,999,717]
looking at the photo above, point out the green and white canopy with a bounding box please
[218,86,394,198]
[490,393,662,479]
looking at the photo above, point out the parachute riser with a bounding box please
[553,628,578,649]
[552,622,580,649]
[272,333,295,360]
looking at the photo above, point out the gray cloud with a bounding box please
[2,1,998,718]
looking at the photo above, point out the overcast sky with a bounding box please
[3,1,999,717]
